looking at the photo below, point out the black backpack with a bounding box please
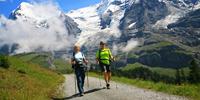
[72,52,86,68]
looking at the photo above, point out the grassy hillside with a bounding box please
[121,63,189,78]
[14,52,51,68]
[14,52,72,74]
[121,38,196,68]
[0,56,64,100]
[53,58,73,74]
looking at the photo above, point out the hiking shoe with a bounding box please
[79,93,84,97]
[106,84,110,89]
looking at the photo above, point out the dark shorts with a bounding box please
[99,63,111,72]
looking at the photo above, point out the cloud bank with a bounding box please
[112,39,138,55]
[0,1,77,54]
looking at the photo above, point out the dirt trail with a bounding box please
[55,74,188,100]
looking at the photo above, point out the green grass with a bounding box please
[150,67,177,78]
[53,58,73,74]
[15,53,50,68]
[0,56,64,100]
[151,67,190,78]
[120,63,145,71]
[137,41,173,52]
[30,55,50,68]
[89,72,200,100]
[127,53,139,58]
[14,52,40,62]
[121,63,190,78]
[15,52,72,74]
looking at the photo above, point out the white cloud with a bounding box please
[112,39,138,55]
[0,1,77,54]
[122,39,138,52]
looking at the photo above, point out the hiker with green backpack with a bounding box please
[96,41,114,89]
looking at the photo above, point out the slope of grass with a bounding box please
[53,58,73,74]
[15,53,72,74]
[14,52,40,62]
[136,41,174,52]
[151,67,190,78]
[121,63,190,78]
[0,56,64,100]
[120,63,145,71]
[89,72,200,100]
[15,52,50,68]
[29,55,49,68]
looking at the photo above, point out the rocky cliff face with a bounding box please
[168,9,200,47]
[120,0,169,31]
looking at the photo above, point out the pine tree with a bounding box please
[180,69,187,83]
[189,60,200,83]
[175,68,181,85]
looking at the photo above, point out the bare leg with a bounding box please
[105,72,111,89]
[107,72,111,83]
[103,72,108,84]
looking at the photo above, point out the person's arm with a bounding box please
[96,50,99,64]
[71,56,76,69]
[82,53,88,65]
[108,49,115,61]
[71,59,75,65]
[71,52,76,65]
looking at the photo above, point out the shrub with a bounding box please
[0,55,10,69]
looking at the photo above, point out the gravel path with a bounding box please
[55,74,188,100]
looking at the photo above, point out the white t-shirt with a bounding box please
[73,52,85,63]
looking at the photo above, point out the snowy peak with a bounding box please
[9,2,80,35]
[67,5,102,46]
[18,2,33,9]
[0,2,82,54]
[10,2,61,21]
[98,0,130,14]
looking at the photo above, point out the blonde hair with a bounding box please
[74,45,80,52]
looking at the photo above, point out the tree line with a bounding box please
[111,59,200,84]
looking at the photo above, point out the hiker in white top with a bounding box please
[71,45,88,96]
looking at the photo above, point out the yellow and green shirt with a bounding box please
[96,48,113,65]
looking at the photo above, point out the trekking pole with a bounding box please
[98,64,102,87]
[99,72,102,87]
[86,64,89,88]
[115,62,118,89]
[114,57,118,89]
[74,69,77,94]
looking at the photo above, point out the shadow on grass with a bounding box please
[52,87,105,100]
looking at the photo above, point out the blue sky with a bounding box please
[0,0,101,17]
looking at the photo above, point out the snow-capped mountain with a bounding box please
[67,0,200,45]
[9,2,81,35]
[0,2,81,54]
[67,0,129,46]
[67,0,200,67]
